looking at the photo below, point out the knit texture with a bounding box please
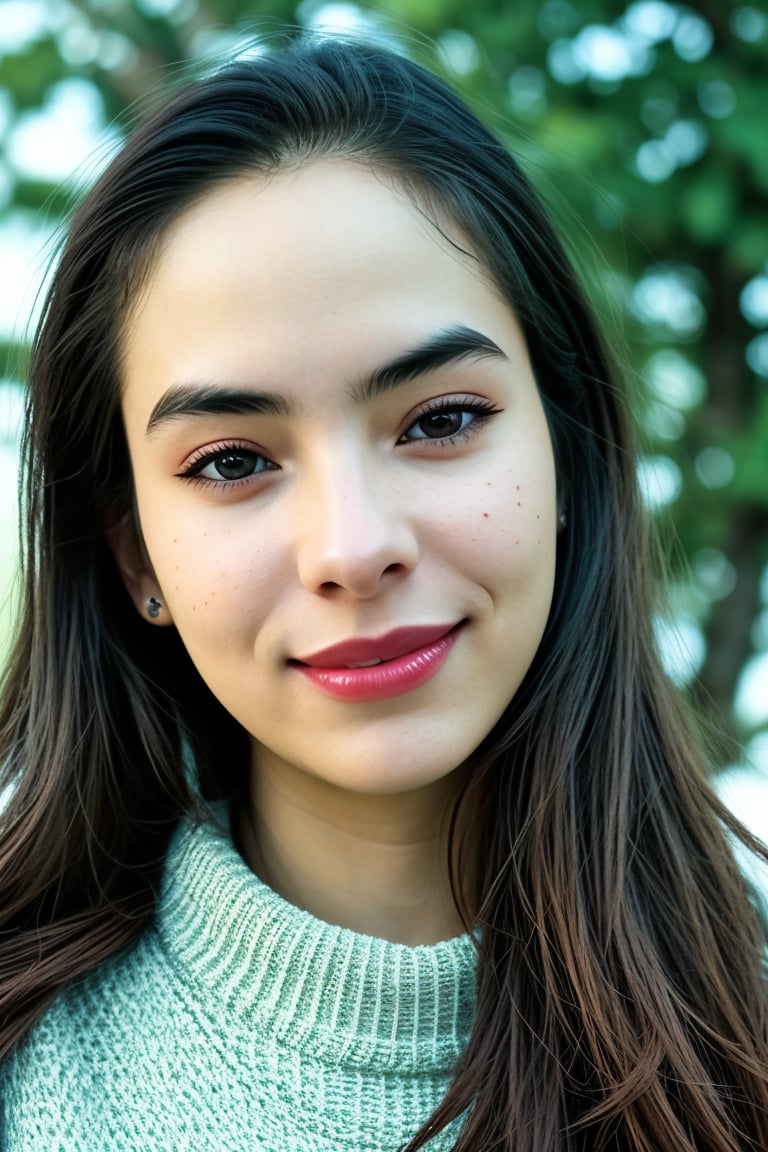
[1,811,477,1150]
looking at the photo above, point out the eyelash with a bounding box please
[398,396,501,446]
[177,397,502,487]
[177,441,276,488]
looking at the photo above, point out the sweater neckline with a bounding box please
[156,810,477,1071]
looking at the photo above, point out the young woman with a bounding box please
[0,35,766,1152]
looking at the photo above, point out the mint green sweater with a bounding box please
[1,812,476,1150]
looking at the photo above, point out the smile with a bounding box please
[290,623,463,702]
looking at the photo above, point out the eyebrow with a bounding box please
[145,324,506,435]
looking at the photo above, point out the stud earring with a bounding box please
[558,510,568,531]
[147,596,162,619]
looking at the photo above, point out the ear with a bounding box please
[104,507,174,627]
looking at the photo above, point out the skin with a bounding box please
[112,159,558,945]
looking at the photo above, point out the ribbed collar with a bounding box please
[157,811,477,1073]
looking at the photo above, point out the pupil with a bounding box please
[421,411,461,438]
[216,452,251,479]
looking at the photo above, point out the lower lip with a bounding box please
[293,627,461,702]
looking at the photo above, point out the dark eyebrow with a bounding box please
[145,324,506,435]
[146,386,290,435]
[350,324,507,403]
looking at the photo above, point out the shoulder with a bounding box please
[2,926,168,1140]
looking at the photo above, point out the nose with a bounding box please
[295,452,419,598]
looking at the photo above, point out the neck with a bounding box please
[239,749,470,946]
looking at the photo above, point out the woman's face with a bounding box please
[116,160,557,796]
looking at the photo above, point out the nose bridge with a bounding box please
[295,439,417,596]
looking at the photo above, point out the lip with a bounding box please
[290,623,463,702]
[295,624,459,668]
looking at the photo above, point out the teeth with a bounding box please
[346,659,383,668]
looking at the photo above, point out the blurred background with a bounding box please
[0,0,766,849]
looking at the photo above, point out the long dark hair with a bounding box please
[1,35,766,1150]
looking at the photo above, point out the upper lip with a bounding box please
[293,624,460,668]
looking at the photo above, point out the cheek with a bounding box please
[142,516,282,643]
[437,462,557,581]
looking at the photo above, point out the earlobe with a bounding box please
[104,508,174,627]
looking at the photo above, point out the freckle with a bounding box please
[482,512,489,518]
[516,485,520,491]
[173,538,177,544]
[517,501,521,507]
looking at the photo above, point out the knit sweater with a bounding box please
[1,810,477,1151]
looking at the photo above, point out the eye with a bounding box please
[178,443,277,485]
[399,398,501,444]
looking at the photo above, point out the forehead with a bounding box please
[134,159,494,309]
[120,159,519,418]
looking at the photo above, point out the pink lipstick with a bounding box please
[291,624,461,702]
